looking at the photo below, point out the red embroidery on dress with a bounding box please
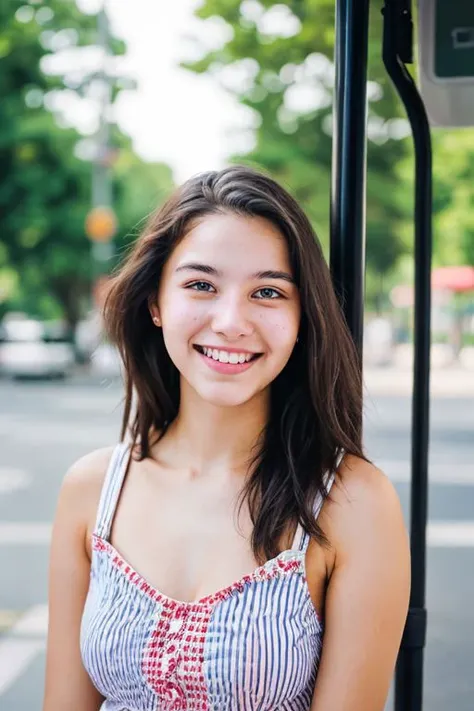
[142,602,211,711]
[93,536,107,552]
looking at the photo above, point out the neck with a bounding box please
[155,382,269,479]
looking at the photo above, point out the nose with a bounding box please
[210,292,254,340]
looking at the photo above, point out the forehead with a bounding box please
[169,212,291,272]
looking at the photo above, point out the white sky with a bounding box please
[101,0,245,182]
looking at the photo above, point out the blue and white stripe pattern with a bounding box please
[80,443,335,710]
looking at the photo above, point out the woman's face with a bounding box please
[151,212,301,409]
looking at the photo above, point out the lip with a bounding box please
[194,346,262,375]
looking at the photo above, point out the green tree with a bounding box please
[183,0,410,309]
[431,132,474,267]
[0,1,174,326]
[395,128,474,275]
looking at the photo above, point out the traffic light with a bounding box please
[418,0,474,126]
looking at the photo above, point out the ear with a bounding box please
[148,295,161,327]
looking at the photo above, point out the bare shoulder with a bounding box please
[324,454,409,566]
[56,446,116,535]
[334,453,401,509]
[65,446,116,490]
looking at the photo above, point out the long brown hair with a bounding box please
[104,165,365,562]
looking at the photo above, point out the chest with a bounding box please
[105,464,273,603]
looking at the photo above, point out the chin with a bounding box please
[197,390,256,409]
[193,382,266,409]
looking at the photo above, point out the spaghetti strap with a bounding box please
[94,442,131,540]
[298,451,344,551]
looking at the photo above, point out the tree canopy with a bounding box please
[0,0,174,325]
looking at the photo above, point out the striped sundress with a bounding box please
[80,442,336,711]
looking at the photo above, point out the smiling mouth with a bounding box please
[193,345,262,365]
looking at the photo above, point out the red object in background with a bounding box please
[431,266,474,292]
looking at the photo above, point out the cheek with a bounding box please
[258,309,299,349]
[160,295,204,337]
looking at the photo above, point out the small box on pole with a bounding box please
[418,0,474,126]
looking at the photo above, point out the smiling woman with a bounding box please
[43,166,410,711]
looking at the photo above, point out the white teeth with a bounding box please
[200,347,256,364]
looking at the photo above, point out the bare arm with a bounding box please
[310,458,411,711]
[43,448,113,711]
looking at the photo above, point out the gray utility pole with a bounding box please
[90,5,115,268]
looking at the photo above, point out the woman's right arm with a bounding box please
[43,448,113,711]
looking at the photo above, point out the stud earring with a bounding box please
[152,317,160,326]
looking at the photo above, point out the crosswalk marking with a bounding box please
[0,415,116,447]
[0,609,22,631]
[428,522,474,548]
[0,522,52,545]
[0,605,48,638]
[0,639,45,696]
[0,606,48,696]
[9,605,48,637]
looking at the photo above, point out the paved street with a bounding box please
[0,375,472,710]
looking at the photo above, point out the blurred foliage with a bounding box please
[183,0,474,310]
[0,0,174,325]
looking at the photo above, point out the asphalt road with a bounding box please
[0,376,472,711]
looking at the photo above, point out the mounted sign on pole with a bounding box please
[418,1,474,126]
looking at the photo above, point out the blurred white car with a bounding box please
[90,342,123,378]
[0,318,76,379]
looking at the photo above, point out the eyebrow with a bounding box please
[175,262,295,284]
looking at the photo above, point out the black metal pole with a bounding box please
[382,2,432,710]
[330,0,370,359]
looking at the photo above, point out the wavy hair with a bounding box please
[103,165,365,563]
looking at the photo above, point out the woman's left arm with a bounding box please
[311,459,411,711]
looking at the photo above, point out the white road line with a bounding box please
[378,460,474,486]
[428,522,474,548]
[10,604,48,637]
[0,415,116,446]
[0,639,44,695]
[0,606,47,697]
[0,522,52,545]
[0,468,30,495]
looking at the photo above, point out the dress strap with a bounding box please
[94,442,131,540]
[298,451,344,552]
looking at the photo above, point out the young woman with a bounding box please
[43,166,410,711]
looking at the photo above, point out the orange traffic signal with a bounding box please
[85,206,117,242]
